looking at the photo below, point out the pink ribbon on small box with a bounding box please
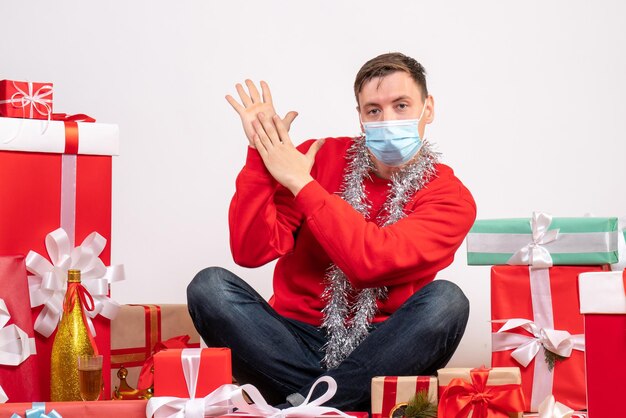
[0,81,53,120]
[146,348,357,418]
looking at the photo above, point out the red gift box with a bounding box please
[0,400,148,418]
[0,116,119,401]
[0,80,53,120]
[437,367,525,418]
[578,269,626,418]
[153,348,232,398]
[110,304,201,393]
[0,256,39,402]
[491,265,608,412]
[371,376,436,418]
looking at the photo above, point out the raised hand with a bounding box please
[251,112,325,196]
[226,80,298,148]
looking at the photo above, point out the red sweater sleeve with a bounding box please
[293,165,477,289]
[228,147,304,267]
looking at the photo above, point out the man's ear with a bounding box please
[356,105,364,132]
[424,95,435,125]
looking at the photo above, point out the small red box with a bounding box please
[153,348,232,398]
[0,80,53,119]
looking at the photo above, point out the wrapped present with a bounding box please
[0,115,120,401]
[0,80,53,120]
[578,269,626,418]
[491,265,607,412]
[0,256,38,402]
[153,348,232,398]
[466,212,618,265]
[371,376,436,418]
[110,304,201,393]
[0,400,148,418]
[149,369,359,418]
[437,367,525,418]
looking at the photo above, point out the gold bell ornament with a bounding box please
[50,269,99,401]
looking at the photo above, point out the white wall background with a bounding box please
[2,0,625,368]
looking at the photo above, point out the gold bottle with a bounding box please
[50,269,97,401]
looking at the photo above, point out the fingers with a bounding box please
[306,138,326,160]
[225,95,245,114]
[246,79,261,103]
[235,83,253,107]
[260,81,273,104]
[272,115,292,146]
[281,111,299,131]
[256,113,281,146]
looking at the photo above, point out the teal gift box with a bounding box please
[466,213,618,266]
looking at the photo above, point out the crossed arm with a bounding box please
[226,80,325,196]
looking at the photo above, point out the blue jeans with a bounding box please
[187,267,469,411]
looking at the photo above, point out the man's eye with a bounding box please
[397,103,408,110]
[368,109,380,115]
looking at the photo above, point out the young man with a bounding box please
[188,53,476,411]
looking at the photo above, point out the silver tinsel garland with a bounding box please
[321,136,440,369]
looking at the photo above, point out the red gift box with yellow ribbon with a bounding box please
[0,80,53,120]
[491,265,608,412]
[438,367,525,418]
[0,115,119,401]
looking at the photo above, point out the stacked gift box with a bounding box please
[0,79,122,402]
[466,212,621,414]
[110,303,201,396]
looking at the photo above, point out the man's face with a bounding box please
[356,71,434,177]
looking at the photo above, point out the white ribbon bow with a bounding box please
[537,395,585,418]
[147,348,355,418]
[233,376,355,418]
[0,298,36,367]
[492,318,584,367]
[507,212,560,267]
[0,81,53,119]
[25,228,125,338]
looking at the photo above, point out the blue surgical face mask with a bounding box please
[362,104,427,167]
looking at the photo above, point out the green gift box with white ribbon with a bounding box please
[466,213,619,266]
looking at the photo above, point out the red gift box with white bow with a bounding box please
[491,265,608,412]
[0,80,53,120]
[0,115,120,401]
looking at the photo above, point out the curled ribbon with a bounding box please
[492,318,584,368]
[437,367,525,418]
[25,228,125,338]
[507,212,560,267]
[9,402,62,418]
[146,348,356,418]
[537,395,585,418]
[0,298,36,367]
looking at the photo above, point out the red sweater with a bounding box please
[229,136,476,326]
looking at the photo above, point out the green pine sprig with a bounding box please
[403,390,437,418]
[544,350,566,372]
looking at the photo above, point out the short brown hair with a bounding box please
[354,52,428,104]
